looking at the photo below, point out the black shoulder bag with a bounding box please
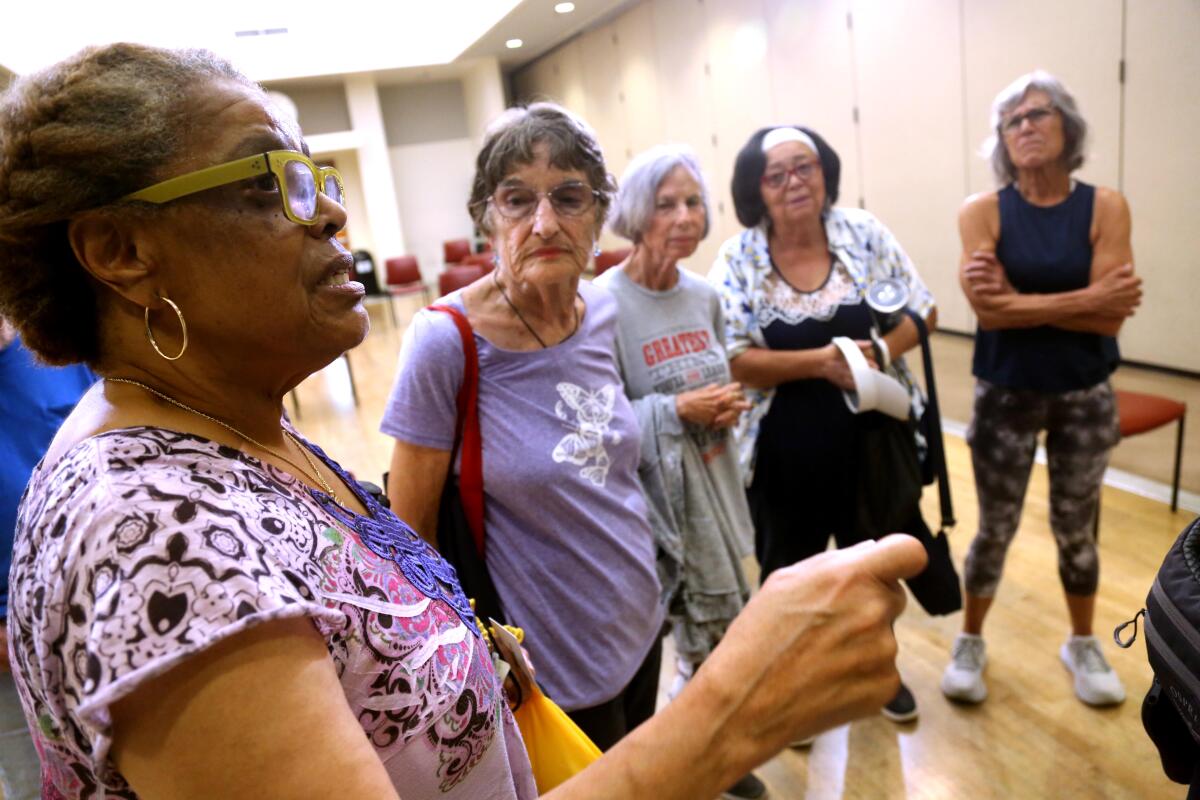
[852,311,961,615]
[900,310,961,615]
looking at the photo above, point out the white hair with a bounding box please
[983,69,1089,185]
[609,144,711,242]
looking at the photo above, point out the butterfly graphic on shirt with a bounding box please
[551,382,622,487]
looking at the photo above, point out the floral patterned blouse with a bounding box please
[8,426,537,800]
[708,206,936,483]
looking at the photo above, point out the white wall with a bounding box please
[280,84,352,135]
[1120,0,1200,372]
[513,0,1200,373]
[380,81,470,145]
[462,57,507,148]
[379,80,478,280]
[345,75,406,264]
[389,138,477,284]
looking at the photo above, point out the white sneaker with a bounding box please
[941,633,988,703]
[1060,635,1125,706]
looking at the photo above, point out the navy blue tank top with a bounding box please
[972,181,1118,391]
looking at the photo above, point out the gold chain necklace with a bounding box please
[105,377,341,504]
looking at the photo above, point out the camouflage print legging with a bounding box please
[964,379,1119,597]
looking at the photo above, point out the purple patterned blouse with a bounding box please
[8,426,537,799]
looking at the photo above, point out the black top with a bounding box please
[755,280,874,534]
[972,181,1119,392]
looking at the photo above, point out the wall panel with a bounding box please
[961,0,1123,195]
[852,0,972,331]
[649,0,722,271]
[577,23,630,183]
[556,39,590,118]
[763,0,859,209]
[615,2,665,162]
[510,0,1197,371]
[1121,0,1200,370]
[703,0,774,252]
[379,81,469,146]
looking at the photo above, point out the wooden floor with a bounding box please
[294,297,1192,800]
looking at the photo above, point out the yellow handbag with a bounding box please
[513,684,602,792]
[485,618,602,793]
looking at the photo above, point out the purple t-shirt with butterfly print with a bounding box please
[381,280,664,712]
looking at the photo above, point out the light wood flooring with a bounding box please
[293,297,1193,800]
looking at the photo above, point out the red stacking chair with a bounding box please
[461,252,495,271]
[1116,390,1187,512]
[439,264,488,296]
[443,238,472,265]
[384,256,430,327]
[592,248,631,277]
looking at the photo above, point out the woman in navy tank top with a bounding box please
[942,71,1143,709]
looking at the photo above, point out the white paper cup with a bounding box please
[831,336,912,420]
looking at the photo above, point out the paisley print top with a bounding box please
[8,426,537,800]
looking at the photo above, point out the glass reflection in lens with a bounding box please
[552,184,590,216]
[324,174,344,206]
[284,160,318,220]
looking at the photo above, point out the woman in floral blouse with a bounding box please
[710,126,939,725]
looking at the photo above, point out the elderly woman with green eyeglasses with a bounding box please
[1,46,928,800]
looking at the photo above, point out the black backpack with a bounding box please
[1116,515,1200,797]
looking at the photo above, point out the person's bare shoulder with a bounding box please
[958,190,1000,249]
[959,190,999,221]
[1092,185,1132,234]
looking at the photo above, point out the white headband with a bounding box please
[761,127,818,155]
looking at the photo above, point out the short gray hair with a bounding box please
[983,70,1088,185]
[468,102,614,236]
[610,144,711,242]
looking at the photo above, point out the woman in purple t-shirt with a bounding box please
[383,104,664,752]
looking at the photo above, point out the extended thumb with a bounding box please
[856,534,928,583]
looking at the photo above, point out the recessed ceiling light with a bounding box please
[555,2,576,12]
[506,38,524,49]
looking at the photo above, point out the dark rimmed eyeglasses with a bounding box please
[122,150,345,226]
[487,182,601,220]
[1002,106,1056,133]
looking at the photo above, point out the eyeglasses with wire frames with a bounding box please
[1001,105,1056,134]
[761,160,821,190]
[122,150,345,226]
[484,181,602,220]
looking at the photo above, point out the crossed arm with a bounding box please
[958,188,1141,335]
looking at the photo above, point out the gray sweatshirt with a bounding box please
[595,265,752,665]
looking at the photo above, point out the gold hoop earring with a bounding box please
[144,295,188,361]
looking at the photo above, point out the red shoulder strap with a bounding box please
[427,305,486,557]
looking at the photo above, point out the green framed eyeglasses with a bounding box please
[122,150,345,226]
